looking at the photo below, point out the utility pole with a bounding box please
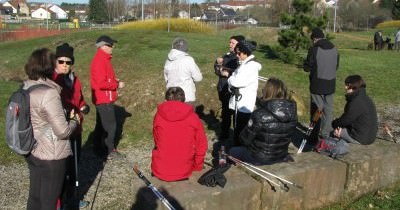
[333,0,338,33]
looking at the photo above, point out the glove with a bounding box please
[197,164,231,188]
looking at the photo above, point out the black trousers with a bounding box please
[26,155,67,210]
[94,103,116,154]
[233,111,252,146]
[218,89,233,140]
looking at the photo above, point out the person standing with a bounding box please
[395,28,400,51]
[90,35,125,160]
[303,28,339,145]
[374,31,383,50]
[332,75,377,145]
[53,43,89,209]
[229,78,297,165]
[24,48,79,210]
[228,40,261,146]
[164,37,203,105]
[214,35,245,141]
[151,87,208,181]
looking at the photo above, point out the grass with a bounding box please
[1,26,400,209]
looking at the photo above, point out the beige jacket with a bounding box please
[24,78,77,160]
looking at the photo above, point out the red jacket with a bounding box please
[53,72,87,133]
[90,49,118,105]
[151,101,208,181]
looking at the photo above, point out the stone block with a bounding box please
[132,165,262,210]
[341,139,400,198]
[256,152,347,210]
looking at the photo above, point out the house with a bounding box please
[30,4,68,20]
[201,7,236,23]
[48,4,67,19]
[31,7,54,19]
[2,0,29,16]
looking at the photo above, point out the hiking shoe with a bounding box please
[79,200,89,208]
[107,149,126,161]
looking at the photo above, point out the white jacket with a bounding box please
[228,54,261,113]
[164,49,203,102]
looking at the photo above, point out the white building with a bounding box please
[48,4,67,19]
[31,7,52,19]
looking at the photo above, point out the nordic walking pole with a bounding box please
[297,110,322,153]
[226,154,302,189]
[133,165,176,210]
[73,139,89,209]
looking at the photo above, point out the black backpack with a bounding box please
[5,84,47,155]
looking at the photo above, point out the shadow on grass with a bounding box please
[130,186,184,210]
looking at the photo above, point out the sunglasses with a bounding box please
[105,44,113,48]
[57,60,72,65]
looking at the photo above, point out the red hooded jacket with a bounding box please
[151,101,208,181]
[90,48,118,105]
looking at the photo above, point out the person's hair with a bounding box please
[234,40,257,56]
[261,77,288,101]
[230,35,245,42]
[172,37,188,52]
[345,75,366,91]
[25,48,55,80]
[165,87,185,102]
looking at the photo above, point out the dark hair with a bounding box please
[345,75,366,91]
[25,48,55,80]
[165,87,185,102]
[261,77,288,101]
[235,40,257,56]
[230,35,245,42]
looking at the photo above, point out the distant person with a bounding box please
[53,43,89,209]
[214,35,245,142]
[229,78,297,165]
[228,40,261,146]
[303,28,339,145]
[24,48,79,210]
[151,87,208,181]
[90,35,125,160]
[395,28,400,51]
[374,31,383,50]
[332,75,377,145]
[164,37,203,105]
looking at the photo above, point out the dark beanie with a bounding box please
[56,43,74,64]
[311,28,325,39]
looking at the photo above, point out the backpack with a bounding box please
[5,84,47,155]
[316,137,349,158]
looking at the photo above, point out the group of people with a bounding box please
[374,28,400,51]
[21,27,379,209]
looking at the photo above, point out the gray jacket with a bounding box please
[24,79,77,160]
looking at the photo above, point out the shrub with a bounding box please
[376,20,400,29]
[115,18,214,34]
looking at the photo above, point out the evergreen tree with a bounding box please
[88,0,109,23]
[393,0,400,20]
[275,0,328,63]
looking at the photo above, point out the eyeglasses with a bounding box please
[105,44,113,48]
[57,60,72,65]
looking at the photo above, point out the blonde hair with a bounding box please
[261,77,288,101]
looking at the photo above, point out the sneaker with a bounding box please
[107,149,126,161]
[79,200,89,208]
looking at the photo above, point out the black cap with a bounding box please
[311,28,325,39]
[55,43,74,64]
[96,35,117,47]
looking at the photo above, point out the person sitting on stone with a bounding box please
[151,87,208,181]
[229,77,297,165]
[332,75,377,145]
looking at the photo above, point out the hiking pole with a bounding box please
[226,154,302,190]
[383,123,397,143]
[232,87,242,145]
[133,165,176,210]
[297,110,322,153]
[73,138,89,209]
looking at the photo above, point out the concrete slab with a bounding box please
[340,139,400,198]
[132,165,262,210]
[256,152,347,210]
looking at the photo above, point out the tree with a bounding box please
[88,0,109,23]
[393,0,400,19]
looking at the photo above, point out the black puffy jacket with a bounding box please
[239,99,297,162]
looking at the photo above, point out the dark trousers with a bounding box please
[94,103,116,154]
[26,155,67,210]
[233,111,251,146]
[218,90,233,140]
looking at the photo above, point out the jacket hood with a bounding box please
[157,101,193,122]
[24,78,61,93]
[314,39,335,50]
[259,99,297,122]
[167,49,188,61]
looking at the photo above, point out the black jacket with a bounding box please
[240,99,297,162]
[332,88,377,145]
[303,39,339,95]
[214,52,239,93]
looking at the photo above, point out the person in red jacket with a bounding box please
[90,35,125,160]
[152,87,208,181]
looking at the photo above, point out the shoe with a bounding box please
[79,200,89,208]
[107,149,126,161]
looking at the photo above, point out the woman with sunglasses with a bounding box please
[227,40,262,146]
[53,43,89,209]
